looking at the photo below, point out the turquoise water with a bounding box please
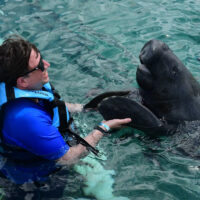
[1,0,200,199]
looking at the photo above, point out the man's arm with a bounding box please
[65,102,83,113]
[57,118,131,165]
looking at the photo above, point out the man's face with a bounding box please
[25,49,50,90]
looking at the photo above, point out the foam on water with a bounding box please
[74,155,129,200]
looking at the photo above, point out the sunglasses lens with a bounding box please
[39,58,45,71]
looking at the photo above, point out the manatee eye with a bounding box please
[171,66,178,77]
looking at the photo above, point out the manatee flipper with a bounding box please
[84,91,131,110]
[98,96,164,132]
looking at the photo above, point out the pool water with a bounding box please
[0,0,200,199]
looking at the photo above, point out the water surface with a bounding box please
[0,0,200,199]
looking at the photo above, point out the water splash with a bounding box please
[74,155,129,200]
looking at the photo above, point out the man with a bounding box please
[0,36,131,183]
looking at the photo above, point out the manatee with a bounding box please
[84,40,200,135]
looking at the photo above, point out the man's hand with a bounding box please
[100,118,132,131]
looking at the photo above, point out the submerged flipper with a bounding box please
[84,90,131,110]
[98,96,164,132]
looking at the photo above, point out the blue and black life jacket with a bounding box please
[0,82,71,137]
[0,82,99,156]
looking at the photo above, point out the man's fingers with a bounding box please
[118,118,132,124]
[102,118,132,129]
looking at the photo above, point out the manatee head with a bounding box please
[136,40,200,121]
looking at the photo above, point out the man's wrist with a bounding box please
[94,126,107,134]
[94,122,111,136]
[99,122,110,132]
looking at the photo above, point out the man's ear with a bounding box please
[16,76,28,89]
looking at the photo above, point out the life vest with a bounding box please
[0,82,70,135]
[0,82,99,155]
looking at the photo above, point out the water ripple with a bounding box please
[1,0,200,199]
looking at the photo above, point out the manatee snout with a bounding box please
[136,64,153,90]
[139,40,168,66]
[138,40,172,90]
[139,40,152,65]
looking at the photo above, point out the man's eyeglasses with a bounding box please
[21,56,45,77]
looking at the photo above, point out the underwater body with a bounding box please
[1,0,200,199]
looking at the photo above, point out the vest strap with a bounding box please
[56,99,69,134]
[5,83,15,101]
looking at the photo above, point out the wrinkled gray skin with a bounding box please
[84,40,200,135]
[137,40,200,123]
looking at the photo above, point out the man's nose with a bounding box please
[43,59,50,69]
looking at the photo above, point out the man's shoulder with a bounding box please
[3,98,49,119]
[4,98,38,111]
[2,98,53,134]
